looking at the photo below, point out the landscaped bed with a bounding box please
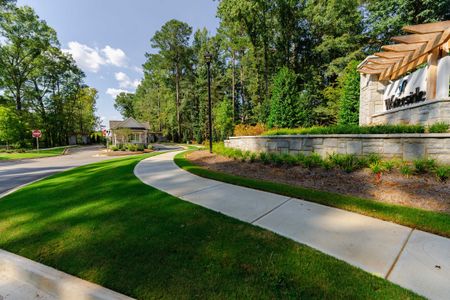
[176,150,450,238]
[186,150,450,213]
[0,153,420,299]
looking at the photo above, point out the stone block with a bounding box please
[324,138,338,147]
[384,142,402,154]
[403,143,425,160]
[280,148,289,154]
[288,150,300,156]
[268,142,278,151]
[290,140,302,150]
[313,138,324,145]
[347,141,362,155]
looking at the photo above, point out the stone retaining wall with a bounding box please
[371,99,450,125]
[225,134,450,164]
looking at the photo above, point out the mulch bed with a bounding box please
[187,150,450,214]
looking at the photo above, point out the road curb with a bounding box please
[0,249,134,300]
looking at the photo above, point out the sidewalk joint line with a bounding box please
[179,183,224,198]
[250,198,292,224]
[385,228,414,280]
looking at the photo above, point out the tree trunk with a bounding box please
[232,50,236,122]
[240,62,246,123]
[15,87,22,111]
[175,64,181,141]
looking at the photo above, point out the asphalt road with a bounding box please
[0,145,114,197]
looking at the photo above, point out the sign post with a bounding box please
[102,129,108,149]
[32,130,42,152]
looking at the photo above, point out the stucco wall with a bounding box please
[225,134,450,164]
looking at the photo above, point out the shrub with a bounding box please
[328,153,363,173]
[259,152,271,165]
[249,152,257,163]
[400,164,413,177]
[241,151,251,162]
[268,67,310,128]
[233,123,267,136]
[264,124,426,136]
[370,161,385,174]
[136,144,145,151]
[434,166,450,182]
[382,160,395,172]
[413,158,436,174]
[110,146,119,151]
[338,60,360,125]
[148,144,154,150]
[428,122,449,133]
[302,153,323,168]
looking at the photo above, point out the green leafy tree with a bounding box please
[365,0,450,49]
[268,67,308,128]
[214,97,234,141]
[151,19,192,141]
[0,6,58,111]
[114,92,136,119]
[338,61,360,125]
[0,106,22,148]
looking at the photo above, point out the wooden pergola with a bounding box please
[358,21,450,100]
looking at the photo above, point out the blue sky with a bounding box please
[17,0,220,128]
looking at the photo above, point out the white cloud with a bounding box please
[63,42,128,73]
[63,41,105,73]
[106,88,130,99]
[102,46,127,67]
[115,72,140,89]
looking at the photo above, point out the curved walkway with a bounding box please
[135,151,450,300]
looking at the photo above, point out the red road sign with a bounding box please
[32,130,42,138]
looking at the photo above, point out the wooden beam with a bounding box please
[391,32,441,44]
[382,43,426,52]
[426,48,439,99]
[358,67,383,74]
[403,20,450,34]
[374,51,411,58]
[367,57,403,65]
[390,54,428,80]
[364,64,391,70]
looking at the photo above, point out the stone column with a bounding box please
[359,73,387,125]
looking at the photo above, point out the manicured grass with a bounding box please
[0,147,67,160]
[0,153,419,299]
[175,151,450,238]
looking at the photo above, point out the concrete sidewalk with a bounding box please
[135,151,450,300]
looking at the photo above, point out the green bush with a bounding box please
[338,60,360,125]
[268,67,310,128]
[327,153,364,173]
[434,166,450,182]
[400,164,413,177]
[370,161,385,174]
[249,153,257,163]
[259,152,271,165]
[136,144,145,151]
[148,144,154,150]
[382,160,395,172]
[264,124,426,136]
[413,158,436,174]
[428,122,449,133]
[110,146,119,151]
[211,143,450,181]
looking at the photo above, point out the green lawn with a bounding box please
[0,153,420,299]
[0,147,67,160]
[175,151,450,238]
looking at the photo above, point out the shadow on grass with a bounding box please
[0,154,421,299]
